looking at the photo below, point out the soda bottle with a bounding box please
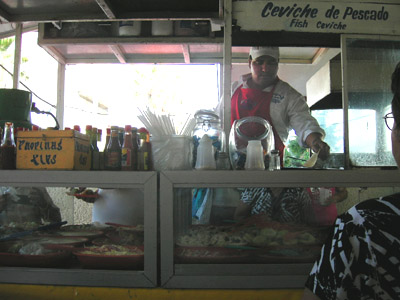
[0,122,17,170]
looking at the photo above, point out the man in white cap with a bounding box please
[231,46,330,162]
[232,47,337,225]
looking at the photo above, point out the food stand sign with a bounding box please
[233,1,400,35]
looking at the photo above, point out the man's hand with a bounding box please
[306,133,330,161]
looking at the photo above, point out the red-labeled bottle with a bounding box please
[0,122,17,170]
[105,126,121,170]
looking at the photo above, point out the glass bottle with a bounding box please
[85,125,93,169]
[104,127,111,152]
[268,149,281,171]
[105,126,121,170]
[138,128,153,171]
[91,127,100,170]
[102,127,111,170]
[216,152,231,170]
[118,127,124,146]
[131,127,139,170]
[121,125,134,171]
[0,122,17,170]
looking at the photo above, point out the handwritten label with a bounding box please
[17,137,90,168]
[233,1,400,35]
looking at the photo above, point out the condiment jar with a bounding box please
[192,110,225,168]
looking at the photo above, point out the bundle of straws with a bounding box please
[138,107,196,136]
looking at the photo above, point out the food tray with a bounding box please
[174,246,253,264]
[254,245,321,263]
[0,242,72,268]
[73,245,144,270]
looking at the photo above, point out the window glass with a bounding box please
[344,37,400,167]
[0,31,58,129]
[64,64,220,149]
[173,186,400,264]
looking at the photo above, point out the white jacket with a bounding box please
[232,73,325,147]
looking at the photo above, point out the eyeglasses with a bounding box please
[252,58,278,66]
[384,112,395,131]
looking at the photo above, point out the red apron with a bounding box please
[231,84,285,166]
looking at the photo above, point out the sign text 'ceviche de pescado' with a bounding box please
[233,1,400,35]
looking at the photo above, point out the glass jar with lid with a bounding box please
[229,116,274,170]
[191,110,226,168]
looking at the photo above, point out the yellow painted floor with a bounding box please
[0,284,304,300]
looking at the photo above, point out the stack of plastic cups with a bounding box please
[195,135,216,170]
[244,140,265,170]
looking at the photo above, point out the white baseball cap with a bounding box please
[249,47,279,61]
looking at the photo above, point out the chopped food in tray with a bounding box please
[23,236,89,247]
[175,246,251,264]
[73,245,144,270]
[53,230,104,240]
[106,226,144,245]
[77,245,144,256]
[176,220,326,249]
[0,240,72,267]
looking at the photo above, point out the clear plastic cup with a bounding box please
[245,140,265,170]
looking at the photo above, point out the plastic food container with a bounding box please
[151,21,173,36]
[119,21,141,36]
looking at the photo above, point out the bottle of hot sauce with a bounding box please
[105,126,121,170]
[0,122,17,170]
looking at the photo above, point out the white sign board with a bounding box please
[233,1,400,35]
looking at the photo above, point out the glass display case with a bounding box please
[160,170,400,289]
[0,170,158,288]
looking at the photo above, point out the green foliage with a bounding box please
[284,137,310,167]
[0,38,13,52]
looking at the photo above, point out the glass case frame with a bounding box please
[0,170,158,288]
[160,169,400,289]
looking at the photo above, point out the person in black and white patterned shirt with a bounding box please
[234,187,315,224]
[302,62,400,300]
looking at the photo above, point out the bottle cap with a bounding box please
[125,125,132,132]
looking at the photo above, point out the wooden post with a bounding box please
[12,23,23,89]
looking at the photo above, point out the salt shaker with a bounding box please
[268,149,281,171]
